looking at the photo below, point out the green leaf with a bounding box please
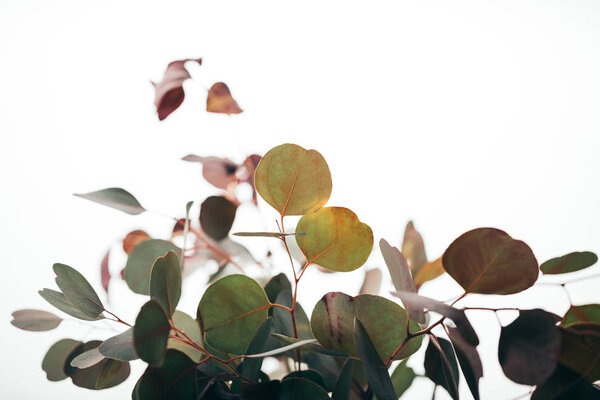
[354,318,397,400]
[264,273,292,304]
[498,309,561,385]
[255,143,332,217]
[442,227,538,295]
[311,292,422,361]
[391,360,416,399]
[541,251,598,274]
[380,239,424,323]
[150,251,181,317]
[242,318,274,382]
[424,337,459,400]
[558,324,600,381]
[562,304,600,327]
[284,370,328,391]
[96,359,125,389]
[332,358,358,400]
[99,328,138,361]
[402,221,428,276]
[280,377,330,400]
[64,340,130,390]
[167,311,204,362]
[296,207,373,272]
[200,195,237,241]
[74,187,145,215]
[125,239,179,295]
[39,289,103,321]
[71,346,104,368]
[134,300,171,367]
[197,274,270,354]
[136,349,198,400]
[10,309,62,331]
[447,327,482,400]
[42,339,82,381]
[234,232,306,237]
[53,263,104,317]
[241,381,282,400]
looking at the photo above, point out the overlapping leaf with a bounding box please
[123,230,152,254]
[134,300,171,367]
[99,328,138,361]
[64,340,130,390]
[136,349,198,400]
[42,339,82,381]
[149,251,181,317]
[425,337,459,400]
[561,304,600,327]
[125,239,179,295]
[152,58,202,121]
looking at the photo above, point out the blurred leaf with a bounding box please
[241,381,282,400]
[392,291,479,346]
[136,349,198,399]
[498,309,561,385]
[425,337,459,400]
[99,328,138,361]
[200,195,237,241]
[53,263,105,317]
[380,239,424,323]
[152,58,202,121]
[402,221,427,276]
[11,309,62,331]
[264,273,292,304]
[391,359,416,398]
[123,230,152,254]
[541,251,598,274]
[280,377,330,400]
[65,340,130,390]
[447,327,482,400]
[239,154,262,205]
[149,251,181,317]
[242,318,274,382]
[197,274,269,355]
[296,207,373,272]
[272,334,346,357]
[74,187,145,215]
[359,268,382,296]
[42,339,82,381]
[284,370,328,391]
[100,249,110,293]
[71,346,104,368]
[354,318,397,400]
[332,358,358,400]
[304,352,342,392]
[558,324,600,381]
[181,155,239,190]
[234,231,306,237]
[125,239,179,295]
[532,364,600,400]
[255,143,331,216]
[562,304,600,327]
[414,257,445,289]
[206,82,243,114]
[38,289,103,321]
[442,227,538,295]
[245,339,318,358]
[134,300,170,367]
[311,292,422,361]
[167,311,204,362]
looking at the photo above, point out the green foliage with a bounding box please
[14,140,600,399]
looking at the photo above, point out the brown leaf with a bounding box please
[206,82,243,114]
[122,230,151,255]
[100,249,110,293]
[152,58,202,121]
[171,218,187,238]
[414,257,445,289]
[182,155,239,190]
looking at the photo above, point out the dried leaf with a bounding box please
[152,58,202,121]
[206,82,243,114]
[414,257,445,289]
[123,230,152,254]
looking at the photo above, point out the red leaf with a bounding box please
[206,82,243,114]
[122,230,152,254]
[100,249,110,293]
[152,58,202,121]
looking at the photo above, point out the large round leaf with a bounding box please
[125,239,179,295]
[296,207,373,272]
[310,292,422,361]
[200,195,237,241]
[134,300,171,367]
[442,228,538,295]
[197,274,270,355]
[42,339,82,382]
[498,309,561,385]
[255,143,332,216]
[540,251,598,274]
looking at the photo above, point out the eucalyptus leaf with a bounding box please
[53,263,104,318]
[424,337,459,400]
[150,251,181,317]
[284,370,328,391]
[541,251,598,274]
[70,346,104,368]
[272,334,347,357]
[136,349,198,400]
[99,328,138,361]
[65,340,130,390]
[391,359,416,398]
[125,239,179,295]
[134,300,171,367]
[74,187,145,215]
[447,327,482,400]
[280,377,330,400]
[11,309,62,331]
[42,339,82,381]
[242,318,274,382]
[402,221,428,276]
[332,358,358,400]
[39,289,102,321]
[167,311,204,362]
[234,232,306,237]
[562,304,600,327]
[200,195,237,241]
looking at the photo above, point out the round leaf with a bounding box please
[541,251,598,274]
[125,239,179,295]
[150,251,182,317]
[206,82,243,114]
[134,300,171,367]
[255,143,332,216]
[123,230,151,254]
[442,228,538,295]
[296,207,373,272]
[197,274,270,355]
[11,309,62,331]
[200,195,237,241]
[42,339,82,382]
[310,292,422,361]
[65,340,130,389]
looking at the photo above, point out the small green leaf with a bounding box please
[447,327,482,400]
[96,359,125,389]
[71,346,104,368]
[134,300,171,367]
[280,377,330,400]
[264,273,292,304]
[74,187,145,215]
[562,304,600,327]
[99,328,138,361]
[150,251,181,317]
[167,311,204,362]
[125,239,179,295]
[11,309,62,331]
[200,195,237,241]
[541,251,598,274]
[391,359,416,398]
[242,318,274,382]
[424,337,459,400]
[354,318,397,400]
[53,263,104,317]
[255,143,332,217]
[42,339,82,381]
[39,289,103,321]
[296,207,373,272]
[332,358,358,400]
[136,349,198,400]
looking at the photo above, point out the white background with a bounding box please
[1,1,600,399]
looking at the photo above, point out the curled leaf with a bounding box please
[152,58,202,121]
[206,82,242,114]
